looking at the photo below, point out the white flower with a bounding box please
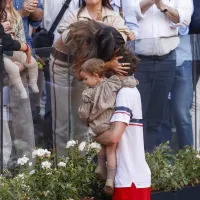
[79,141,86,151]
[18,173,24,179]
[57,162,66,167]
[43,191,50,197]
[197,154,200,159]
[41,161,51,169]
[66,140,76,149]
[17,156,29,166]
[29,162,32,166]
[88,142,102,151]
[29,170,35,175]
[32,149,51,158]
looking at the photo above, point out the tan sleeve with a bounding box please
[111,14,130,42]
[57,9,78,44]
[15,18,26,43]
[78,90,93,122]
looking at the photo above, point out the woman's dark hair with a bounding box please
[94,26,139,76]
[95,26,125,61]
[66,20,139,77]
[78,0,113,17]
[0,0,7,22]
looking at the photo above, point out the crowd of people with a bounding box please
[0,0,200,199]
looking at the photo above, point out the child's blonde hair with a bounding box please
[6,1,20,26]
[81,58,108,78]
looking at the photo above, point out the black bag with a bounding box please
[32,0,72,57]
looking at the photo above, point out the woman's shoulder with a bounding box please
[102,7,121,18]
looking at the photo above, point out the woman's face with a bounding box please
[85,0,102,6]
[6,0,12,8]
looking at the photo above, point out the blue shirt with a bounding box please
[176,27,192,66]
[110,0,139,38]
[13,0,44,47]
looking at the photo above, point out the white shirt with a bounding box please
[110,87,151,188]
[110,0,139,38]
[42,0,79,43]
[133,0,193,56]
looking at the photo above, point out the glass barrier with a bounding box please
[0,34,200,173]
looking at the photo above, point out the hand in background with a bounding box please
[128,31,136,41]
[155,0,165,11]
[23,0,38,13]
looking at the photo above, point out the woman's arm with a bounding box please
[0,24,31,63]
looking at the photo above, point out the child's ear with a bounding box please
[94,73,100,79]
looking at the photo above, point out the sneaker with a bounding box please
[95,166,106,180]
[104,179,114,195]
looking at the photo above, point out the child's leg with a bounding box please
[3,57,28,99]
[95,145,106,180]
[106,143,117,181]
[13,52,39,93]
[104,143,117,195]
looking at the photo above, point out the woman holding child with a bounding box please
[50,0,133,157]
[66,20,151,200]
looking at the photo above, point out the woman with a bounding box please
[50,0,132,157]
[0,0,31,59]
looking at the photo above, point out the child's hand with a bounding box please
[128,31,135,41]
[14,62,25,72]
[1,21,11,32]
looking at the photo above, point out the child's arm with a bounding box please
[78,92,92,122]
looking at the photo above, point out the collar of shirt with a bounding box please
[110,0,121,7]
[78,6,116,20]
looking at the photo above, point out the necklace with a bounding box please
[96,8,102,21]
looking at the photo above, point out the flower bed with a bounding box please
[0,141,200,200]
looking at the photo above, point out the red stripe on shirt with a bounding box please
[129,123,143,127]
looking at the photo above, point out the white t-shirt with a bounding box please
[110,87,151,188]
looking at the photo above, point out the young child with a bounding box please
[1,0,39,99]
[78,58,139,195]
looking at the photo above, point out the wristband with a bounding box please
[161,5,168,13]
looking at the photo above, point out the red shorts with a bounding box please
[112,183,150,200]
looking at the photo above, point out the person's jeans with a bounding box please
[135,51,176,152]
[172,61,193,149]
[161,61,193,150]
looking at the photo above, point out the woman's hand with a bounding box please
[106,56,130,76]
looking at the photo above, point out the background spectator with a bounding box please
[161,26,193,151]
[133,0,193,152]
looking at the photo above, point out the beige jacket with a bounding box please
[78,75,138,135]
[57,7,130,44]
